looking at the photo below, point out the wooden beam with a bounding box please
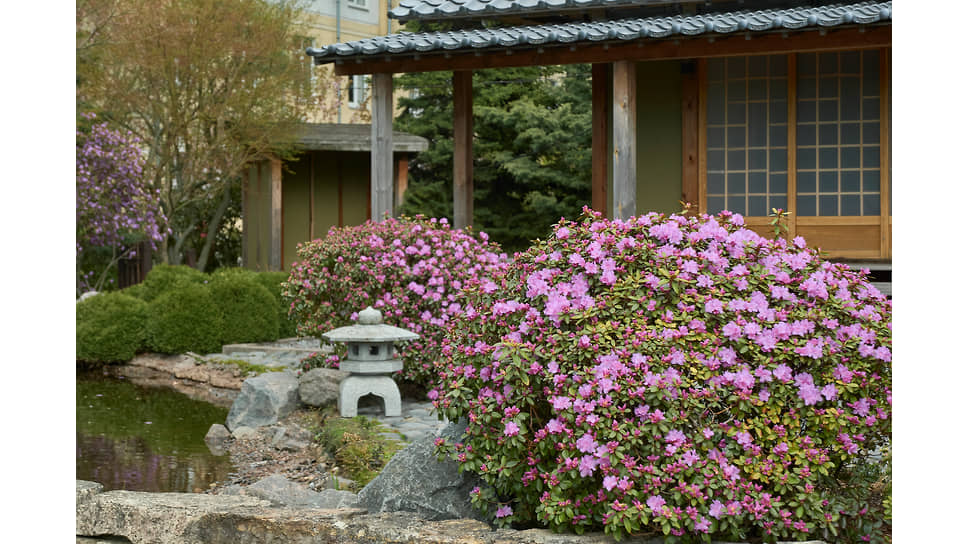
[453,70,474,230]
[270,157,282,271]
[612,60,636,221]
[334,26,891,75]
[371,72,394,221]
[591,63,608,216]
[680,62,699,214]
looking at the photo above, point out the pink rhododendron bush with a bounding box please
[432,209,891,543]
[282,216,509,390]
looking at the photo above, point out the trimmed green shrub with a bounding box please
[76,292,148,363]
[137,264,207,302]
[254,271,299,338]
[146,282,223,354]
[120,281,148,301]
[208,273,279,345]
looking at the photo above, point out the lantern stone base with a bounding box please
[338,375,401,418]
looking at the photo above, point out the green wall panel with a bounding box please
[636,60,683,215]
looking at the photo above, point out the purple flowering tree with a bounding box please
[76,114,167,296]
[434,208,891,542]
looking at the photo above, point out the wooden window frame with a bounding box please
[697,49,891,260]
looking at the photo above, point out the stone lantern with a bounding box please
[322,306,418,418]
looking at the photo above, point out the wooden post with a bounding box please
[591,63,608,216]
[612,60,637,220]
[241,166,249,267]
[786,54,798,241]
[681,61,699,214]
[396,154,409,210]
[371,72,394,221]
[453,70,474,230]
[270,157,282,271]
[879,47,891,259]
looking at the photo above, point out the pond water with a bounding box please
[76,369,236,493]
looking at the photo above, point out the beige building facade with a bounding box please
[296,0,402,123]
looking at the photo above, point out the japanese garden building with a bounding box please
[307,0,892,269]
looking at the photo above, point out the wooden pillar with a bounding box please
[591,63,608,216]
[879,47,891,259]
[371,72,394,221]
[395,154,409,210]
[681,61,699,214]
[453,70,474,230]
[241,166,249,267]
[269,157,282,271]
[612,60,636,221]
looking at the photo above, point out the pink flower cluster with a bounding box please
[282,216,509,389]
[432,208,891,540]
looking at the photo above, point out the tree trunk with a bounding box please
[195,181,234,272]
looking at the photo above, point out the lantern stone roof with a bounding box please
[309,0,891,65]
[321,307,420,343]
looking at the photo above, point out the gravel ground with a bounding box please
[207,407,360,494]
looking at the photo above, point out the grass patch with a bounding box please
[187,353,287,376]
[312,414,403,488]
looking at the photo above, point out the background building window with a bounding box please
[705,54,788,217]
[347,74,368,109]
[346,0,368,11]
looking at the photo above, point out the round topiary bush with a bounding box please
[254,271,299,339]
[432,209,891,543]
[208,272,279,345]
[76,291,149,363]
[137,264,207,302]
[282,215,509,391]
[145,281,223,354]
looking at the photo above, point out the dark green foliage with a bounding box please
[254,271,299,338]
[137,264,207,302]
[76,292,149,363]
[146,282,223,354]
[395,62,592,252]
[208,273,279,345]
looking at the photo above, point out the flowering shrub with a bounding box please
[76,114,168,296]
[432,208,891,543]
[282,216,509,390]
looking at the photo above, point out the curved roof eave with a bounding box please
[309,1,891,66]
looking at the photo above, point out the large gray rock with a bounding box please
[238,474,360,509]
[226,371,300,431]
[297,367,349,407]
[357,421,486,521]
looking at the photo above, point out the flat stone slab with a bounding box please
[77,480,828,544]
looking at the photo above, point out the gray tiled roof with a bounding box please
[309,1,890,64]
[390,0,682,22]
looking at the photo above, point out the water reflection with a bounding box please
[76,369,236,493]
